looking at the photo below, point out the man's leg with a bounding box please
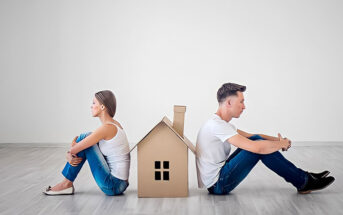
[210,149,261,194]
[251,135,308,190]
[224,134,263,163]
[209,135,267,194]
[210,134,308,194]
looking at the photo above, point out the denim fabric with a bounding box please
[62,132,129,196]
[208,135,308,195]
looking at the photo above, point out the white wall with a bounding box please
[0,0,342,144]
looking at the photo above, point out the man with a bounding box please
[196,82,335,194]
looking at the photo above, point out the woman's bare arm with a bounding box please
[70,125,117,154]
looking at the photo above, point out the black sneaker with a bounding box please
[298,174,335,194]
[308,170,330,179]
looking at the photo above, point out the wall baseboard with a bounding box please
[0,141,342,148]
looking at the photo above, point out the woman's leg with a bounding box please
[53,131,128,195]
[50,132,90,191]
[80,143,129,195]
[61,132,91,182]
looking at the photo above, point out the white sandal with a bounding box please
[43,185,74,195]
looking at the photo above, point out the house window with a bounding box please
[155,171,161,180]
[155,161,161,169]
[163,171,169,180]
[154,161,170,181]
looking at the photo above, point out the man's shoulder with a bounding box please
[205,114,231,128]
[199,115,237,137]
[200,115,218,128]
[199,115,225,134]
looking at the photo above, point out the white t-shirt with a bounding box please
[196,114,238,188]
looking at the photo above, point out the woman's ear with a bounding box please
[101,105,105,110]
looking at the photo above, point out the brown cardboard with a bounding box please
[173,105,186,137]
[132,105,195,198]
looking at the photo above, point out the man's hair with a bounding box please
[217,82,246,103]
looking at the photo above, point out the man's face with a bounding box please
[228,91,246,118]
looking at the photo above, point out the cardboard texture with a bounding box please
[132,105,195,198]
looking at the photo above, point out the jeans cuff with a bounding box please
[62,166,76,182]
[298,172,309,190]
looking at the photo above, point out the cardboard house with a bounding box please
[132,105,196,198]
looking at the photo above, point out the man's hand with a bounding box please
[278,133,291,151]
[66,151,82,167]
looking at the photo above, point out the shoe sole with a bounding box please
[322,171,330,178]
[298,178,335,194]
[43,191,74,196]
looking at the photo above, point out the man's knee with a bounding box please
[249,134,265,141]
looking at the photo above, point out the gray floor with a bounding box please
[0,143,342,215]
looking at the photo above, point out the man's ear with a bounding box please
[226,97,232,106]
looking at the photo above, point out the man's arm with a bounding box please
[237,129,285,141]
[237,129,254,138]
[227,134,290,154]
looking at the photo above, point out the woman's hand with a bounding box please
[66,151,83,167]
[71,136,78,147]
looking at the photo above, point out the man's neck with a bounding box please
[215,108,232,122]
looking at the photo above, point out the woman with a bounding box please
[44,90,130,196]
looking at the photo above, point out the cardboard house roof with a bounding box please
[130,116,196,154]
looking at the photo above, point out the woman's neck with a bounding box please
[99,113,114,124]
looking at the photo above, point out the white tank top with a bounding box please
[98,122,130,180]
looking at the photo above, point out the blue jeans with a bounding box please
[62,132,129,196]
[208,135,308,195]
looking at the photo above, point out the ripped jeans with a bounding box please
[208,135,308,194]
[62,132,129,196]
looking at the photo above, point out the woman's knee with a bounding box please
[76,132,92,143]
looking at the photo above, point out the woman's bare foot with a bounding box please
[50,178,73,191]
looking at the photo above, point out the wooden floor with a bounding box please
[0,143,342,215]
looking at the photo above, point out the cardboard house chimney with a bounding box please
[132,105,195,198]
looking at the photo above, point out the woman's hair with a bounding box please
[95,90,116,118]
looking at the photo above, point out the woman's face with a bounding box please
[91,97,102,117]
